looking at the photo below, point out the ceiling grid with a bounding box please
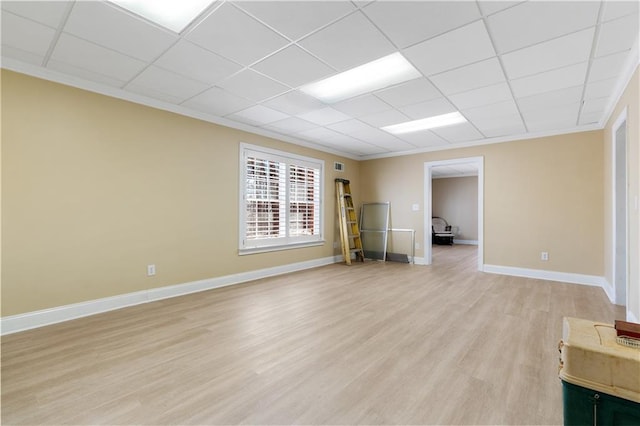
[1,0,638,160]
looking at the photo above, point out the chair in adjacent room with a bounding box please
[432,217,455,245]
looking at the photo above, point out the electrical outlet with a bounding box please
[541,252,549,261]
[147,264,156,276]
[333,241,339,249]
[415,242,421,249]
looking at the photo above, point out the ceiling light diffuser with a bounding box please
[300,52,421,104]
[382,112,467,134]
[110,0,214,33]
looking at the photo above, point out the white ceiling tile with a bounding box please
[127,65,210,103]
[526,119,576,133]
[522,102,580,132]
[297,107,351,125]
[297,127,346,142]
[374,78,441,108]
[431,122,483,143]
[582,97,609,114]
[462,99,520,122]
[395,130,448,147]
[217,69,289,102]
[363,1,481,48]
[510,62,588,98]
[50,33,147,82]
[298,11,396,70]
[404,20,496,76]
[588,51,629,82]
[516,85,584,113]
[365,135,416,152]
[332,94,392,117]
[126,84,183,104]
[501,28,595,79]
[315,136,387,156]
[326,118,371,134]
[477,1,522,17]
[464,107,524,135]
[487,1,600,53]
[1,45,46,66]
[47,60,127,87]
[252,45,335,88]
[1,1,70,28]
[448,82,513,110]
[328,119,402,145]
[263,91,325,115]
[595,13,640,57]
[225,114,263,127]
[1,11,56,57]
[182,87,252,116]
[186,3,288,66]
[1,0,631,158]
[358,109,411,127]
[584,77,617,100]
[64,2,178,62]
[399,97,457,120]
[236,1,355,40]
[228,105,289,125]
[154,40,242,85]
[478,121,526,138]
[264,117,318,133]
[430,58,506,95]
[579,111,603,125]
[602,1,639,22]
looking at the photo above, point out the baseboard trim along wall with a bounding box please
[601,280,616,304]
[1,258,621,335]
[1,255,342,336]
[484,264,607,290]
[453,239,478,245]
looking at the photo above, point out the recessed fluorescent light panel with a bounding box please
[110,0,214,33]
[382,112,467,134]
[300,52,421,103]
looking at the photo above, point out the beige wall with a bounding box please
[360,131,605,275]
[604,66,639,320]
[2,67,628,319]
[1,70,359,316]
[432,176,478,241]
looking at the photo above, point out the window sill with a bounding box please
[239,240,325,256]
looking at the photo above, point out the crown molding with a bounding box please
[1,58,362,161]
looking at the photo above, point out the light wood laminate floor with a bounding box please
[2,245,625,425]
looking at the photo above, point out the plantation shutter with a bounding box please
[240,144,323,253]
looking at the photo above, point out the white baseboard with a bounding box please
[483,264,607,288]
[1,255,340,336]
[600,279,615,304]
[453,239,478,245]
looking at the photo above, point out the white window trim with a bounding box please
[239,143,324,255]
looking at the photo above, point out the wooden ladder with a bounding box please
[335,179,364,265]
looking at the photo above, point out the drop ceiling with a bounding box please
[1,1,638,160]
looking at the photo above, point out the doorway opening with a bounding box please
[612,109,628,309]
[424,157,484,270]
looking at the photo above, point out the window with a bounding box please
[240,144,323,253]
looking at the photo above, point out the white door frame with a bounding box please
[424,156,484,270]
[612,107,628,308]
